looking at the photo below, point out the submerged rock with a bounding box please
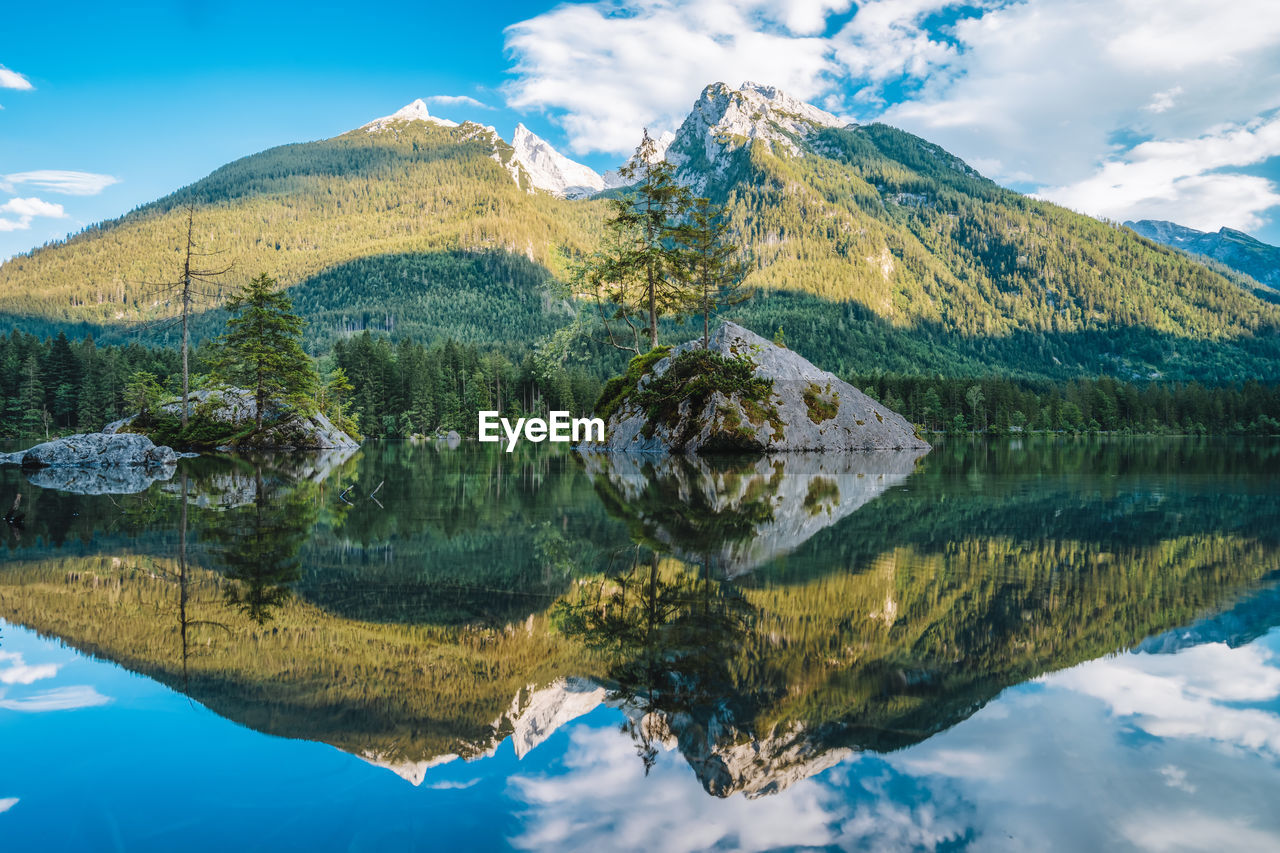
[3,432,180,470]
[592,322,929,453]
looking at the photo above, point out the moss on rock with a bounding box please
[594,346,672,422]
[803,383,839,424]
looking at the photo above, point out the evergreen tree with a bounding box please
[216,273,318,429]
[675,197,751,350]
[18,354,47,438]
[587,131,694,352]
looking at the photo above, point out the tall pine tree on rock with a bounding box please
[217,273,317,430]
[586,131,693,354]
[676,197,752,350]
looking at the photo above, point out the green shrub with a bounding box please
[594,346,672,421]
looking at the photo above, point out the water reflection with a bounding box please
[552,549,755,776]
[23,463,176,495]
[0,438,1279,812]
[202,466,315,624]
[580,451,927,576]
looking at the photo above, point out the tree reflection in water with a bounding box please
[2,441,1280,801]
[201,465,317,625]
[554,548,754,773]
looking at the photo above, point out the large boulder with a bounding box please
[105,387,360,450]
[593,322,930,453]
[4,432,179,469]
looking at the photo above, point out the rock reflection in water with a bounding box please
[581,450,927,576]
[162,445,359,509]
[1,441,1279,805]
[23,461,176,495]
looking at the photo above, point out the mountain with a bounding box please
[362,98,460,131]
[510,123,605,198]
[1125,219,1280,289]
[3,83,1280,381]
[665,80,845,192]
[0,101,606,351]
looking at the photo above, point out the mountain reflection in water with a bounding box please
[1,438,1279,817]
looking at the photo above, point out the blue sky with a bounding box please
[4,0,1280,261]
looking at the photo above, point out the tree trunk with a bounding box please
[181,211,194,430]
[703,281,710,351]
[647,268,658,350]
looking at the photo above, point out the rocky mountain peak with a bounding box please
[661,81,845,191]
[1127,219,1280,287]
[362,99,460,132]
[509,122,605,198]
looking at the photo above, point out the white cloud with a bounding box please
[874,637,1280,849]
[1159,764,1196,794]
[424,778,481,790]
[1037,114,1280,232]
[0,170,121,196]
[0,65,32,90]
[0,798,17,815]
[1146,86,1184,115]
[1048,642,1280,757]
[503,0,842,155]
[425,95,492,110]
[1,197,66,218]
[504,0,1280,231]
[0,196,67,232]
[0,685,110,712]
[0,650,60,685]
[1119,813,1280,853]
[507,724,843,852]
[831,0,962,100]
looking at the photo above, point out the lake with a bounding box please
[2,438,1279,851]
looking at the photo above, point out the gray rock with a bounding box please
[107,387,360,450]
[592,322,930,454]
[14,432,180,469]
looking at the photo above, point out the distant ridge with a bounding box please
[1126,219,1280,289]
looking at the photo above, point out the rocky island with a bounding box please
[1,387,358,495]
[105,387,359,452]
[591,322,929,454]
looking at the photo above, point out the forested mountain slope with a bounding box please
[0,116,604,347]
[3,84,1279,381]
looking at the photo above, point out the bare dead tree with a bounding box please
[138,205,233,428]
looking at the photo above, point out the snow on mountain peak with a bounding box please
[604,82,845,192]
[510,123,605,198]
[362,99,460,133]
[663,82,845,191]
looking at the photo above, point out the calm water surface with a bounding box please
[1,438,1279,851]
